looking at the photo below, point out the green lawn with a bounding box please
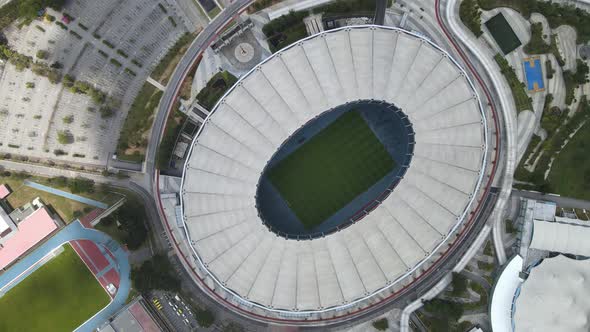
[548,120,590,200]
[196,71,238,110]
[268,111,395,229]
[484,13,522,54]
[0,244,109,331]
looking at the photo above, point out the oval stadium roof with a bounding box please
[180,25,488,314]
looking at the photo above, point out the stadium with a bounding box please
[180,25,491,321]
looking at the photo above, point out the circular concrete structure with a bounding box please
[180,26,488,319]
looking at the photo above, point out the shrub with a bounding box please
[102,40,115,49]
[45,14,56,22]
[109,58,122,67]
[116,49,128,58]
[36,50,48,59]
[124,68,136,76]
[158,3,168,13]
[460,0,483,36]
[131,59,142,67]
[372,318,389,331]
[69,30,82,39]
[77,22,88,30]
[100,107,114,118]
[168,16,177,27]
[62,115,74,124]
[97,49,108,57]
[57,130,73,144]
[35,25,45,32]
[25,82,35,88]
[194,307,215,328]
[55,21,67,30]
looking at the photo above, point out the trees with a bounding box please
[451,272,468,296]
[105,200,148,249]
[57,130,73,144]
[372,318,389,331]
[132,255,180,293]
[460,0,483,37]
[62,115,73,124]
[67,177,94,194]
[523,23,550,54]
[36,49,48,60]
[194,307,215,328]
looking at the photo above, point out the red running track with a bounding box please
[70,240,120,298]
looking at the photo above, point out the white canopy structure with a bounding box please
[530,219,590,257]
[514,255,590,332]
[181,26,489,315]
[490,255,523,332]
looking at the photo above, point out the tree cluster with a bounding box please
[131,254,180,293]
[460,0,483,37]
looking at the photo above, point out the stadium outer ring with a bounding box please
[177,25,490,318]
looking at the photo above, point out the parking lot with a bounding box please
[150,290,200,331]
[0,0,193,166]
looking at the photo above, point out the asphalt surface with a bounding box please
[513,189,590,209]
[149,290,198,332]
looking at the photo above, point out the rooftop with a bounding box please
[0,204,58,269]
[514,255,590,332]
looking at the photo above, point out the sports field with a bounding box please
[0,244,109,332]
[484,13,522,54]
[268,111,395,229]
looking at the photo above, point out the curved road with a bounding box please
[440,0,518,265]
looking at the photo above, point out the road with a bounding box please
[442,0,518,266]
[513,189,590,209]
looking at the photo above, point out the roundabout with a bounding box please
[179,25,492,320]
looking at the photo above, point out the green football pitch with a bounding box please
[0,244,110,332]
[268,111,395,229]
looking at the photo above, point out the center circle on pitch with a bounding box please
[255,100,415,239]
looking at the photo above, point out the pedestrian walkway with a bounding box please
[0,221,130,332]
[24,180,109,209]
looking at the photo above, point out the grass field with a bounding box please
[0,244,109,331]
[548,121,590,200]
[268,111,395,229]
[484,13,522,54]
